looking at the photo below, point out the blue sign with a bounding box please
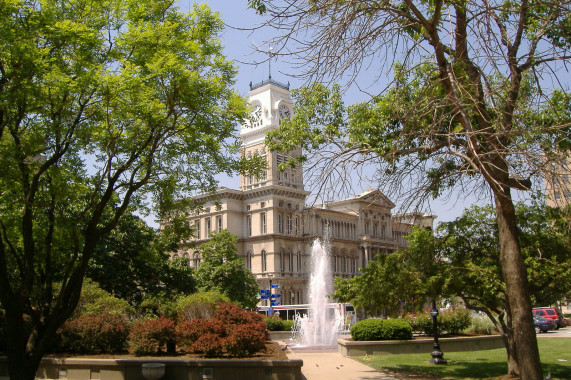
[271,284,280,288]
[429,308,438,317]
[271,301,281,306]
[270,294,281,298]
[260,289,270,294]
[260,295,269,300]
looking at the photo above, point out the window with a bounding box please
[193,253,201,268]
[195,220,201,239]
[286,215,292,235]
[297,251,302,272]
[260,212,267,234]
[247,215,252,236]
[278,214,283,234]
[364,222,369,234]
[261,250,267,272]
[565,190,571,198]
[555,191,562,200]
[288,252,293,272]
[205,218,211,238]
[246,252,252,270]
[280,251,284,271]
[216,216,222,232]
[261,201,266,208]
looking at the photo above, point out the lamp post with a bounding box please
[267,273,274,316]
[429,299,447,364]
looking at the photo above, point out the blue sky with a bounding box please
[173,1,502,224]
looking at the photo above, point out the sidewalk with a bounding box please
[286,347,397,380]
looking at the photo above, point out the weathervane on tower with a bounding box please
[267,46,275,80]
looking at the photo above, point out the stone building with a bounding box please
[545,156,571,208]
[174,78,434,306]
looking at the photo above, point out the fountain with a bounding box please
[292,237,344,347]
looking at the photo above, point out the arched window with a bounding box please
[193,252,201,269]
[246,251,252,270]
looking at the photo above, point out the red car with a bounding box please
[532,308,565,329]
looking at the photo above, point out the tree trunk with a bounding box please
[494,192,543,380]
[491,308,519,375]
[5,318,43,380]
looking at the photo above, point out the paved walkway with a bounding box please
[286,347,397,380]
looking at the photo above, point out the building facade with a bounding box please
[174,78,434,306]
[545,156,571,208]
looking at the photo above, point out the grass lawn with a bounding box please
[354,338,571,379]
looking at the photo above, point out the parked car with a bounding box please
[532,307,565,329]
[533,315,556,333]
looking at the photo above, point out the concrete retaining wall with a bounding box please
[0,357,303,380]
[338,335,505,357]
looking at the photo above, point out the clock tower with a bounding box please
[239,78,304,191]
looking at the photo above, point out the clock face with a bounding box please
[279,104,291,119]
[252,105,262,121]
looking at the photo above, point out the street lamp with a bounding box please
[266,273,274,316]
[429,299,447,364]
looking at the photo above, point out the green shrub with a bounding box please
[441,308,471,335]
[264,317,294,331]
[407,314,433,334]
[350,318,413,341]
[466,314,497,335]
[138,291,179,319]
[176,291,230,322]
[407,308,472,336]
[73,279,134,318]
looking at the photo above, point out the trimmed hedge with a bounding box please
[264,317,294,331]
[350,318,413,341]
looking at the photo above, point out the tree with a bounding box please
[88,212,196,305]
[336,200,571,373]
[194,230,259,309]
[0,1,250,379]
[257,1,571,377]
[333,231,447,317]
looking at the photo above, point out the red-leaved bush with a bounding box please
[176,303,269,357]
[57,314,128,354]
[127,317,176,356]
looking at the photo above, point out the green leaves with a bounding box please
[194,231,259,309]
[0,1,249,373]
